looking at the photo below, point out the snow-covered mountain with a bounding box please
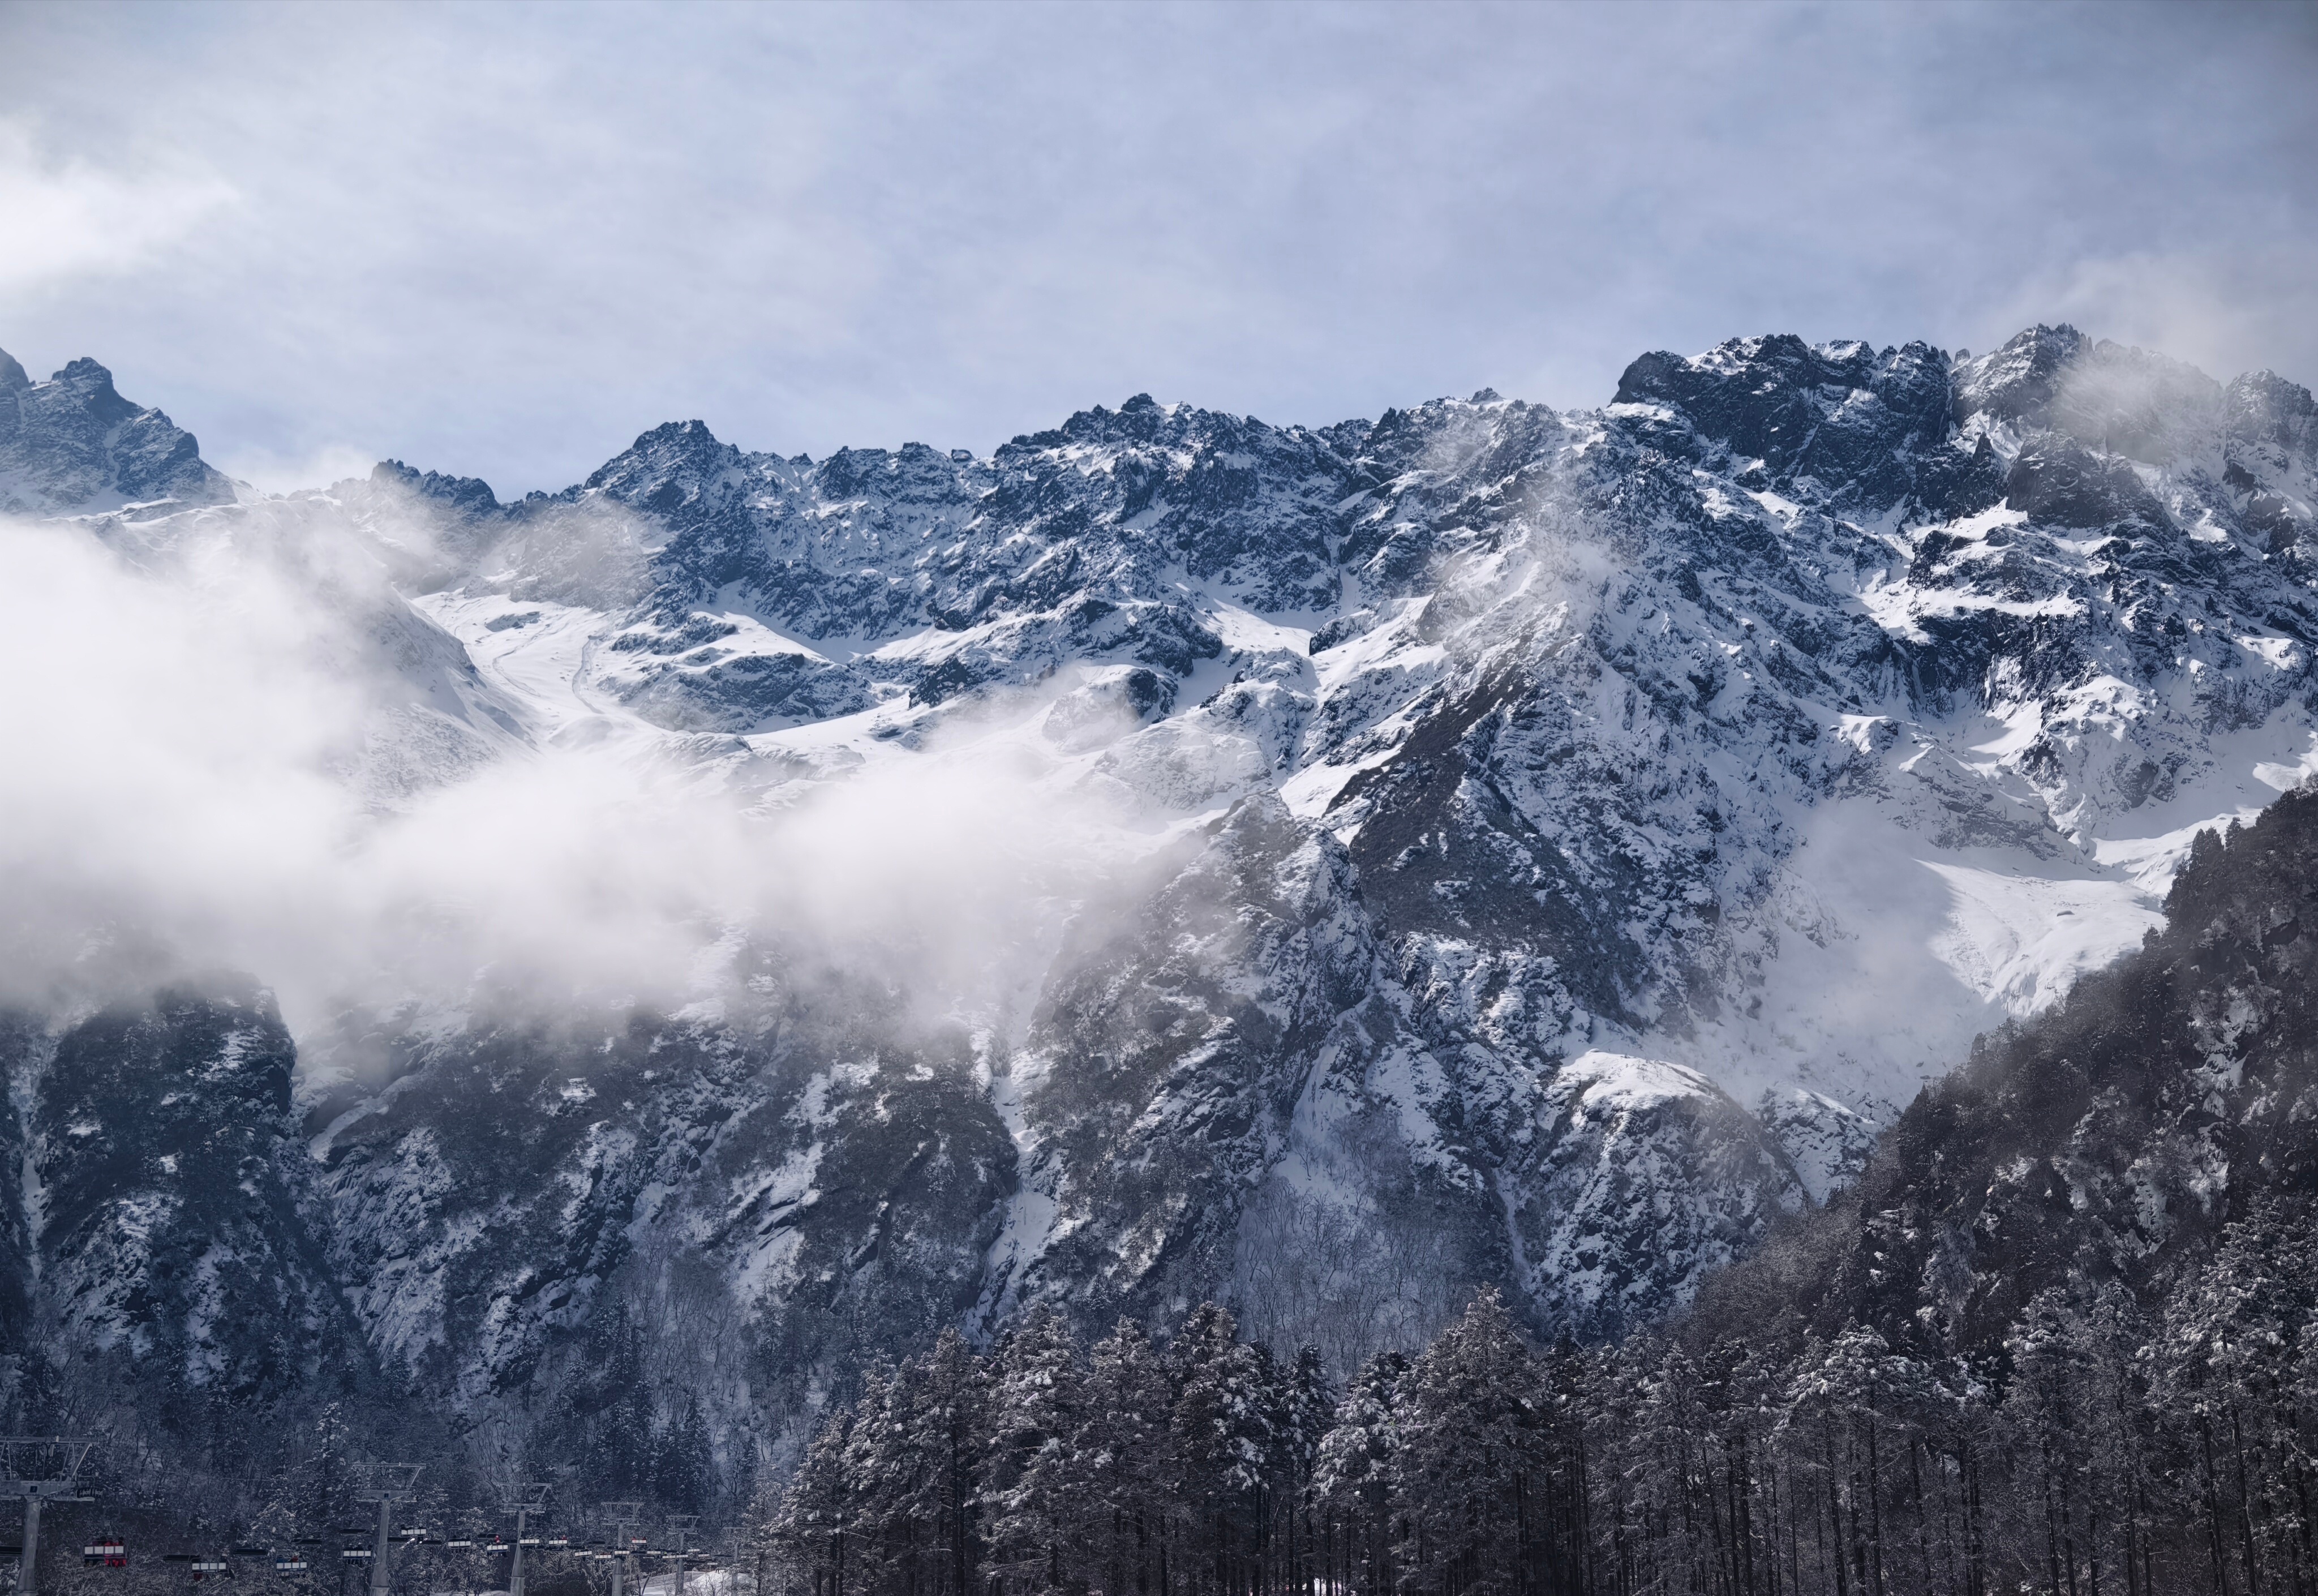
[0,349,238,517]
[2,325,2314,1478]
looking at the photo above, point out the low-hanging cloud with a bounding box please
[0,117,237,298]
[0,512,1124,1042]
[1993,248,2318,398]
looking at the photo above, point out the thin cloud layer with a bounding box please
[0,513,1117,1036]
[0,117,236,296]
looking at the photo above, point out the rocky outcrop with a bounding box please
[0,350,236,516]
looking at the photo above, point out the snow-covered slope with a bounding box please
[3,325,2316,1473]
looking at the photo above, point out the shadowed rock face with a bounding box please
[5,984,360,1411]
[2002,435,2171,530]
[5,324,2318,1483]
[1615,334,1967,511]
[0,350,236,516]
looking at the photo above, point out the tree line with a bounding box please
[753,1203,2318,1596]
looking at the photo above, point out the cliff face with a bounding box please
[3,322,2315,1481]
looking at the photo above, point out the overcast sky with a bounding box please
[2,0,2313,495]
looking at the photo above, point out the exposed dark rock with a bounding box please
[0,350,235,515]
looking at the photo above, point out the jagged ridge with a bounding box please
[1,323,2315,1495]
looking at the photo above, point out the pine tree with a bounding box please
[590,1310,654,1501]
[980,1304,1084,1596]
[1169,1304,1277,1596]
[1393,1288,1566,1596]
[1275,1346,1333,1596]
[1078,1320,1181,1596]
[776,1410,856,1596]
[1315,1350,1407,1596]
[655,1393,713,1515]
[302,1402,358,1539]
[740,1464,788,1596]
[840,1363,922,1596]
[899,1329,986,1596]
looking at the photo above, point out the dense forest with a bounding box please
[750,1257,2318,1596]
[754,787,2318,1596]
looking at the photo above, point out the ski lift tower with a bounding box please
[1,1438,97,1596]
[596,1505,642,1596]
[662,1516,699,1596]
[353,1465,422,1596]
[496,1483,551,1596]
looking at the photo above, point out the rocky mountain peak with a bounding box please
[583,417,746,503]
[0,350,235,517]
[49,355,144,428]
[2225,368,2318,456]
[1614,332,1977,513]
[1953,321,2091,423]
[812,439,981,504]
[372,457,500,514]
[1956,323,2236,469]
